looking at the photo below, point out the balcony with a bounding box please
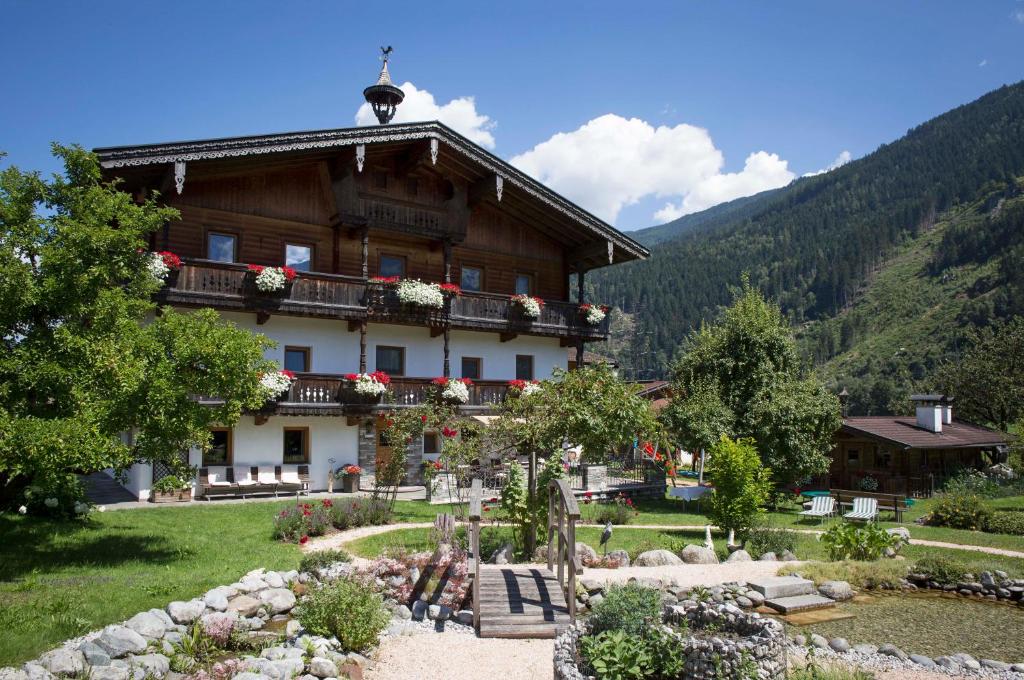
[269,374,511,415]
[159,259,610,339]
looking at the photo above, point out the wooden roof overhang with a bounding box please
[838,421,1008,451]
[94,121,649,272]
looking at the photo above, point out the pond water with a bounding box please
[785,592,1024,663]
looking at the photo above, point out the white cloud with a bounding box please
[803,150,852,177]
[511,114,795,225]
[1013,9,1024,23]
[354,81,496,149]
[979,59,989,67]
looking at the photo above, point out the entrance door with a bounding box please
[375,415,394,483]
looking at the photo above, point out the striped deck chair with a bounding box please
[844,497,878,522]
[799,495,835,523]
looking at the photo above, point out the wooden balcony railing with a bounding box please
[160,259,609,339]
[275,373,510,409]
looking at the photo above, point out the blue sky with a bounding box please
[3,0,1023,231]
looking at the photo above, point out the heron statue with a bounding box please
[599,521,614,555]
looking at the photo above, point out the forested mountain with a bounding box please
[590,82,1024,395]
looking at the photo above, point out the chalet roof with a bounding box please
[567,348,619,367]
[841,416,1007,450]
[93,121,649,266]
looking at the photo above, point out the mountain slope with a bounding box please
[629,188,780,247]
[590,82,1024,384]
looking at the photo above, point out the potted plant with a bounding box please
[260,369,296,402]
[431,377,472,405]
[342,371,391,404]
[151,475,192,503]
[510,294,544,321]
[579,303,609,326]
[147,250,182,287]
[245,264,297,295]
[395,279,444,309]
[338,464,362,493]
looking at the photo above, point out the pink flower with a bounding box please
[299,535,309,545]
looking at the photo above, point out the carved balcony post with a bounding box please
[359,321,368,373]
[361,227,370,279]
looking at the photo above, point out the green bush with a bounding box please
[299,549,351,573]
[580,630,652,680]
[820,522,896,561]
[273,502,331,543]
[152,475,191,492]
[913,556,967,584]
[746,523,798,557]
[926,491,992,530]
[789,664,877,680]
[589,584,663,636]
[589,495,638,526]
[705,436,772,535]
[327,497,392,530]
[985,510,1024,535]
[19,473,91,518]
[299,578,389,652]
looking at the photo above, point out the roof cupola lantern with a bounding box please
[363,46,405,124]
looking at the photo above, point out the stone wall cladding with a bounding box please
[554,601,787,680]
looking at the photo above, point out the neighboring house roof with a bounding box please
[841,416,1008,449]
[93,120,649,265]
[634,380,670,398]
[568,348,619,368]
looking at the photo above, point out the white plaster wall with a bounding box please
[118,463,153,501]
[218,312,360,374]
[449,330,564,380]
[187,416,359,492]
[368,324,445,376]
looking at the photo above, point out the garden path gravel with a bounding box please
[366,632,555,680]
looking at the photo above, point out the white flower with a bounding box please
[352,373,389,397]
[521,382,542,396]
[582,305,607,325]
[260,370,296,399]
[97,505,106,512]
[442,380,470,404]
[18,505,27,515]
[147,253,170,280]
[253,266,289,292]
[43,497,59,509]
[73,502,89,515]
[396,279,444,309]
[511,294,542,319]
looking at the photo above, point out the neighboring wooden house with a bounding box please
[829,395,1008,496]
[566,348,620,372]
[93,60,647,500]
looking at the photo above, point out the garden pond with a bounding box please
[784,590,1024,663]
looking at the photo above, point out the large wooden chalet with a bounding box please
[95,104,647,499]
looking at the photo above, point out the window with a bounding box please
[376,346,405,376]
[515,355,534,381]
[283,427,309,464]
[460,266,483,292]
[461,357,482,380]
[847,448,860,464]
[284,346,310,373]
[285,244,313,272]
[514,273,533,296]
[207,232,237,263]
[204,428,232,466]
[379,254,406,279]
[423,432,440,455]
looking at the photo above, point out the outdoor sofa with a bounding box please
[198,464,310,499]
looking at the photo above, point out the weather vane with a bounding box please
[380,45,393,64]
[364,46,405,125]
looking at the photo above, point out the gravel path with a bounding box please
[366,633,555,680]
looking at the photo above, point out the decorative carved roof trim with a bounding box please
[94,121,649,261]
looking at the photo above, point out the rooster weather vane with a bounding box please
[363,46,405,124]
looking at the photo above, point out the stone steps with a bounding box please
[747,576,816,599]
[764,594,837,614]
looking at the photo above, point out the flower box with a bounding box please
[341,371,390,404]
[431,377,472,405]
[150,489,191,503]
[510,294,544,321]
[342,474,360,493]
[245,265,297,295]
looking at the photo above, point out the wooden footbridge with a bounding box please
[467,478,580,638]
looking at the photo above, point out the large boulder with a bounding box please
[0,669,29,680]
[126,611,166,639]
[78,641,111,667]
[96,625,148,658]
[634,549,683,567]
[819,580,854,601]
[725,549,752,563]
[227,595,262,617]
[575,543,599,565]
[89,667,129,680]
[259,588,296,615]
[607,550,630,567]
[680,545,718,564]
[166,599,205,624]
[38,649,85,676]
[128,654,169,679]
[308,658,337,679]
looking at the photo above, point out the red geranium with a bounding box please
[457,377,474,386]
[281,369,296,379]
[299,535,309,545]
[370,275,400,284]
[344,373,359,381]
[431,377,449,387]
[157,251,182,270]
[421,414,428,423]
[432,460,442,470]
[439,283,462,296]
[247,264,265,274]
[368,370,391,385]
[281,266,297,281]
[441,426,459,438]
[322,499,333,508]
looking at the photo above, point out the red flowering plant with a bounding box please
[507,379,541,397]
[157,251,182,269]
[438,283,462,296]
[247,264,297,292]
[588,492,638,526]
[510,294,544,319]
[273,502,330,543]
[342,464,362,476]
[369,275,400,284]
[431,377,473,404]
[579,303,610,326]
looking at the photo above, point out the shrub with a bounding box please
[820,522,896,561]
[299,549,351,573]
[985,510,1024,535]
[328,497,392,530]
[273,502,331,543]
[152,475,191,492]
[704,436,772,535]
[579,630,652,680]
[943,469,1002,498]
[589,494,638,526]
[589,583,662,636]
[746,522,798,557]
[789,663,877,680]
[20,473,92,518]
[926,491,992,530]
[779,560,908,589]
[913,556,967,584]
[299,578,389,652]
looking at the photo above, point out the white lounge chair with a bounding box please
[799,495,835,523]
[844,497,878,522]
[233,467,259,497]
[256,466,280,496]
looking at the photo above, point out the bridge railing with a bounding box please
[468,478,483,632]
[546,478,580,623]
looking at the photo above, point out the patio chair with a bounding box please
[276,465,308,496]
[844,496,878,522]
[799,495,835,523]
[255,466,280,496]
[233,466,260,498]
[199,467,236,500]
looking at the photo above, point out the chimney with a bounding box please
[942,398,954,425]
[910,394,948,433]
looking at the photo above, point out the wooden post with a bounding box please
[556,502,565,587]
[526,450,537,555]
[332,225,340,273]
[359,321,367,373]
[360,227,369,279]
[442,238,452,284]
[575,268,586,368]
[546,482,555,571]
[443,327,450,377]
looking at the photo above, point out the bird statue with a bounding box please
[704,525,715,552]
[600,521,614,556]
